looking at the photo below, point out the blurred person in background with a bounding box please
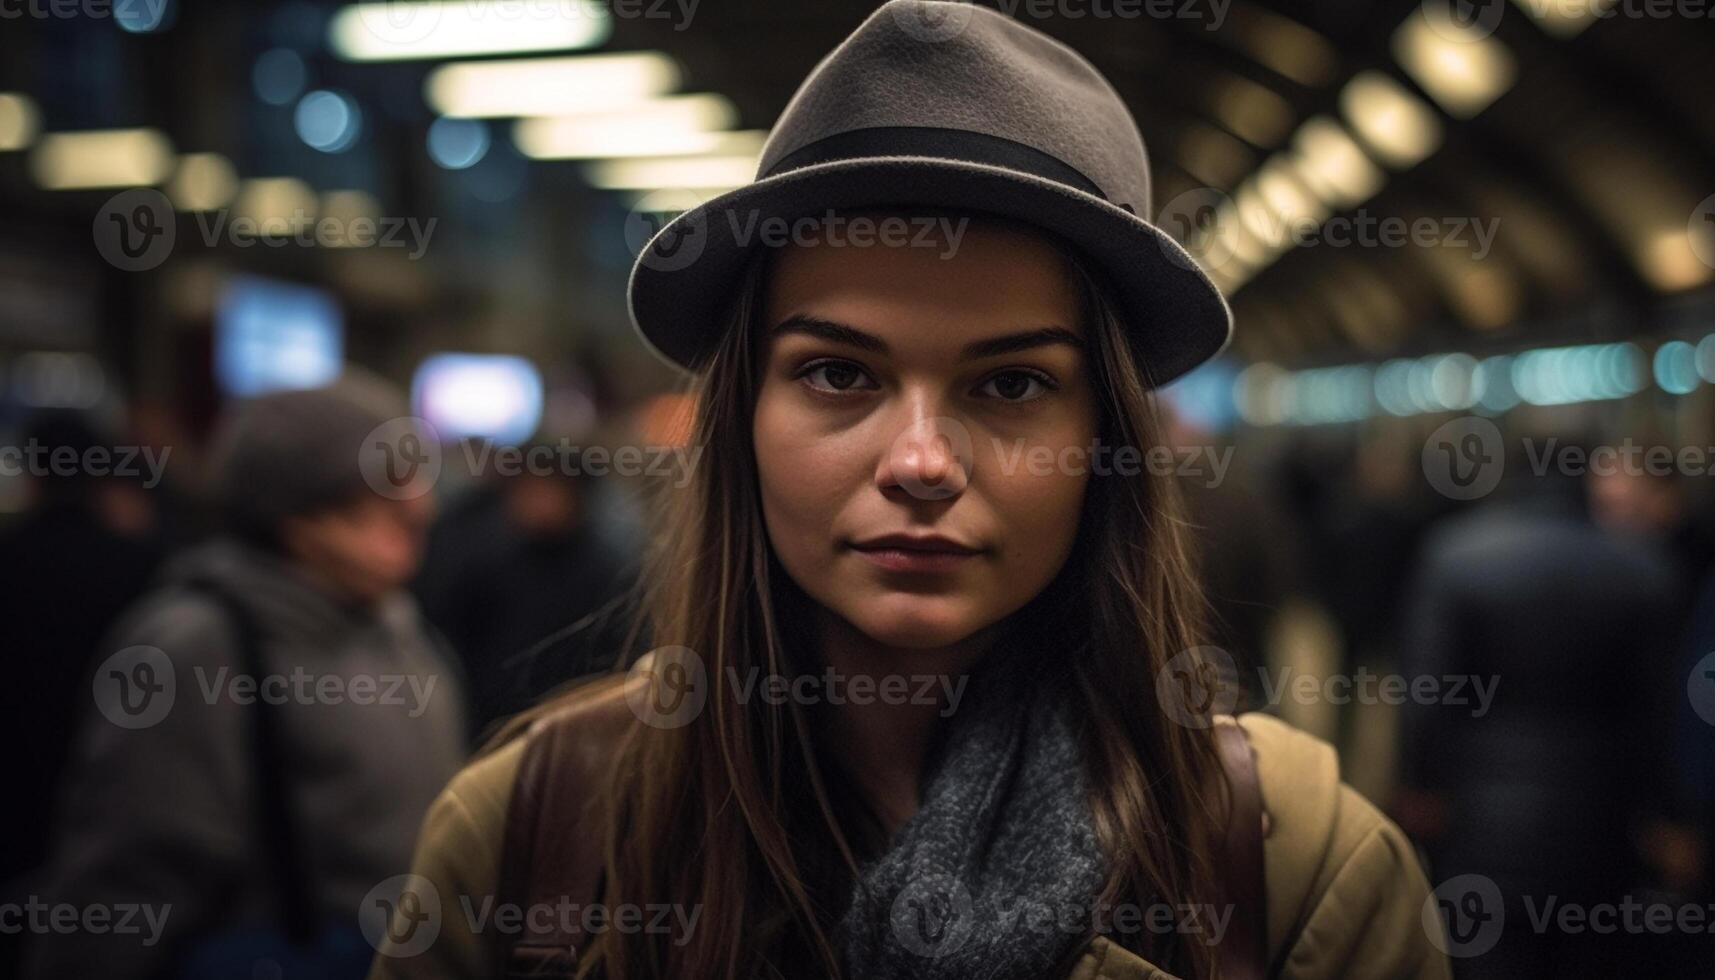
[414,448,638,734]
[1587,455,1715,614]
[0,410,165,975]
[1396,440,1681,978]
[26,372,468,980]
[1322,425,1441,669]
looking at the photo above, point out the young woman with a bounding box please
[370,3,1448,978]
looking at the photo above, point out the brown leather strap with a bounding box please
[498,681,637,979]
[1213,714,1270,980]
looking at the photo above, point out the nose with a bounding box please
[875,402,972,501]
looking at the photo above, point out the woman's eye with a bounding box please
[976,369,1055,402]
[798,360,876,393]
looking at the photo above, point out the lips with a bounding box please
[848,533,983,573]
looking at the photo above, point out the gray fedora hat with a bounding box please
[627,0,1232,387]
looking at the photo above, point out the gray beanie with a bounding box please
[209,368,408,536]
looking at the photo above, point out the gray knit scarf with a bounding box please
[837,652,1109,979]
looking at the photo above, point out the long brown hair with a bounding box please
[510,217,1225,979]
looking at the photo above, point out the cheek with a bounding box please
[753,385,865,562]
[985,448,1089,581]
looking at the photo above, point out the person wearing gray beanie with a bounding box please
[27,371,468,980]
[202,370,436,605]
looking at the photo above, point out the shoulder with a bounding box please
[1238,713,1450,980]
[371,678,638,977]
[407,677,639,895]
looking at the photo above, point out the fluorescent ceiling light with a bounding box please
[513,96,748,158]
[519,124,764,161]
[1234,182,1285,255]
[1641,229,1714,292]
[1339,71,1443,169]
[1220,8,1338,87]
[1508,0,1616,38]
[30,128,175,189]
[168,152,238,211]
[584,154,759,191]
[1392,14,1517,118]
[234,177,318,233]
[1256,160,1328,227]
[0,93,40,151]
[1287,116,1383,208]
[1209,75,1295,147]
[426,52,679,118]
[330,0,610,61]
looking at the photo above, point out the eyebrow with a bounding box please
[771,314,1084,360]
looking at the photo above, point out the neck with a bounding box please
[812,608,1000,837]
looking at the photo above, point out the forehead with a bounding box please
[761,213,1085,348]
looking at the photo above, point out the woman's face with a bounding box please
[753,216,1099,651]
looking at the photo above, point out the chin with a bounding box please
[844,593,988,651]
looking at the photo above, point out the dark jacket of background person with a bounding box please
[1401,497,1678,883]
[414,477,638,734]
[24,537,468,979]
[0,489,162,881]
[0,410,165,980]
[1672,565,1715,888]
[1398,493,1680,976]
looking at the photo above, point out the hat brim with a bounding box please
[626,156,1233,387]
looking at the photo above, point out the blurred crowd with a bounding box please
[1,375,1712,978]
